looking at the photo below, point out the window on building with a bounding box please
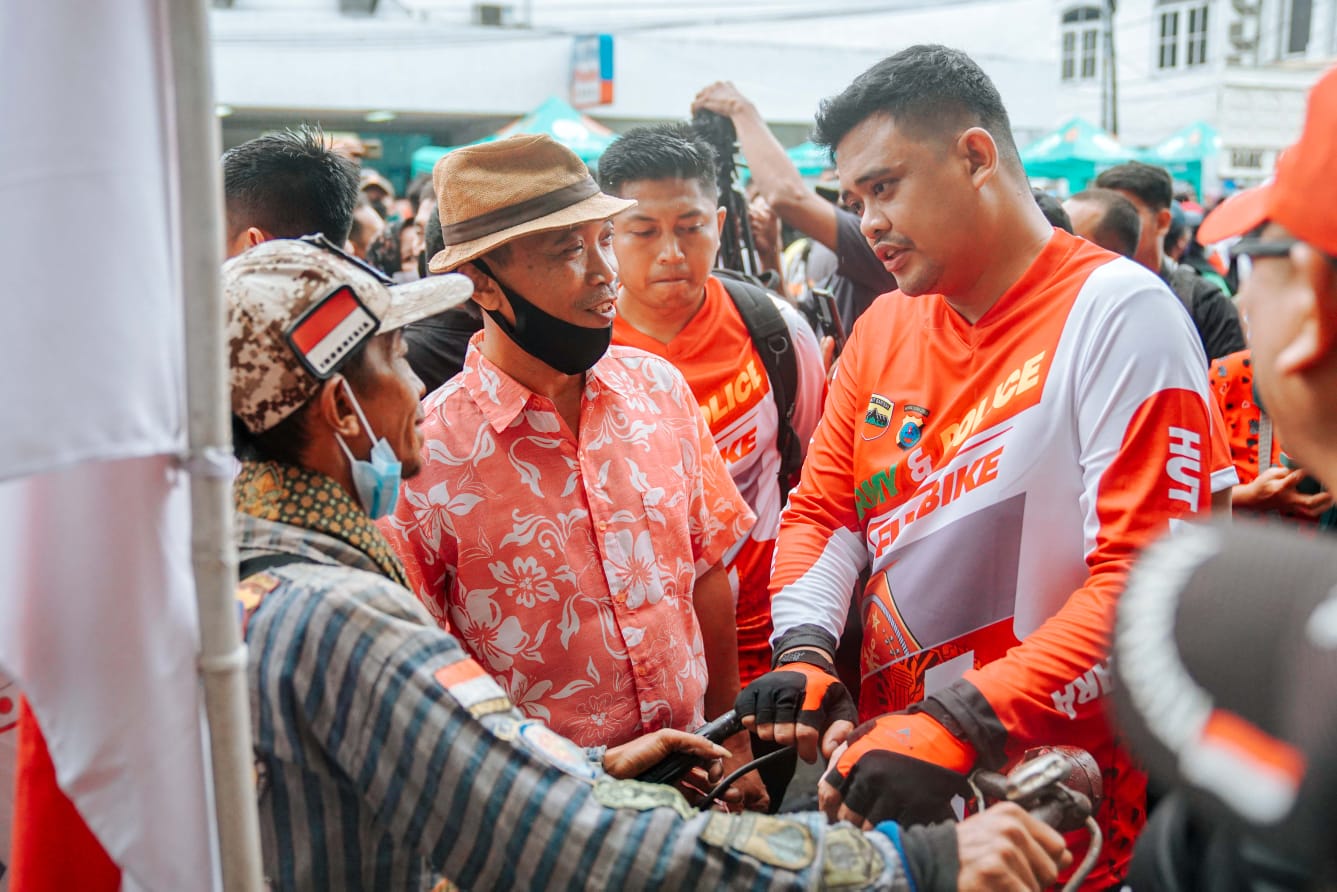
[1284,0,1312,55]
[1230,148,1264,170]
[1061,6,1102,81]
[1159,10,1180,69]
[1186,5,1209,65]
[1082,28,1099,77]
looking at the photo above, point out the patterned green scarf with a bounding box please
[233,460,409,588]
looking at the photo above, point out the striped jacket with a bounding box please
[240,512,917,891]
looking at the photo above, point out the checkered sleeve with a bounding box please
[264,567,915,890]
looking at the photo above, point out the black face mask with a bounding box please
[473,259,612,375]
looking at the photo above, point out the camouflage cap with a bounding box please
[225,236,473,434]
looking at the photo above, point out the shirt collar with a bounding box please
[233,460,409,587]
[460,332,631,431]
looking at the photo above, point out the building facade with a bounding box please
[209,0,1060,187]
[1054,0,1336,190]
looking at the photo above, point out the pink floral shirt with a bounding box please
[382,335,754,747]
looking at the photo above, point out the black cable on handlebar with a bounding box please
[698,746,795,811]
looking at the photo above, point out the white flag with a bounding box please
[0,1,215,889]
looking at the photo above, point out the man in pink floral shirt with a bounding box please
[381,135,765,804]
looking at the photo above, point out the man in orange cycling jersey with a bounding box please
[734,44,1224,887]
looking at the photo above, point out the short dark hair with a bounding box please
[348,198,377,247]
[813,45,1020,170]
[1095,162,1174,212]
[1070,188,1142,258]
[424,206,444,260]
[598,123,719,200]
[223,124,360,245]
[1032,188,1073,233]
[366,219,406,276]
[406,172,434,213]
[1164,201,1188,254]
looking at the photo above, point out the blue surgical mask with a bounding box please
[335,381,403,520]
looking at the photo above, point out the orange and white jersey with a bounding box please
[772,231,1219,885]
[614,276,824,682]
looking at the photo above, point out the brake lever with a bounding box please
[633,710,744,786]
[969,747,1103,892]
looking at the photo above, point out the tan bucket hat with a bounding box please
[428,134,635,273]
[226,235,473,434]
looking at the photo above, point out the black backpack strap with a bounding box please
[238,552,313,581]
[715,270,802,501]
[1168,263,1199,315]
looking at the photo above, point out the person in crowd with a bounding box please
[1180,205,1236,297]
[1164,200,1191,263]
[734,45,1222,888]
[347,198,385,260]
[359,168,395,219]
[599,125,828,811]
[1096,161,1245,361]
[1063,187,1142,258]
[403,206,485,393]
[221,124,359,258]
[1116,65,1337,889]
[692,81,896,328]
[381,135,765,796]
[1209,348,1334,525]
[745,181,788,290]
[599,123,826,690]
[1031,188,1072,234]
[365,219,421,283]
[224,234,1073,892]
[410,176,438,277]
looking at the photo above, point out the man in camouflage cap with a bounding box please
[225,235,1066,890]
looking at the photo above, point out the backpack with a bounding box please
[712,269,803,502]
[1168,263,1201,316]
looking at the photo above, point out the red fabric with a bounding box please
[11,698,120,891]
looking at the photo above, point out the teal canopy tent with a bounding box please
[1021,118,1133,189]
[411,97,616,177]
[1138,121,1220,196]
[785,140,833,177]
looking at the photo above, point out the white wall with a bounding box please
[211,0,1058,137]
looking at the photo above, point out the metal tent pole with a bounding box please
[166,0,264,888]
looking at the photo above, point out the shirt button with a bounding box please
[597,521,608,532]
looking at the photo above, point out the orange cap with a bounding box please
[1199,65,1337,256]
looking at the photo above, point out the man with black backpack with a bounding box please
[1096,161,1245,362]
[600,124,826,696]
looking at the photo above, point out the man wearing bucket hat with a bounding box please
[227,235,738,886]
[224,235,779,885]
[381,135,769,804]
[1115,65,1337,890]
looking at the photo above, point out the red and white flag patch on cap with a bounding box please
[286,285,378,378]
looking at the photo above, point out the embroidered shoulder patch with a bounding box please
[592,778,695,820]
[235,572,282,618]
[700,811,817,870]
[433,659,513,719]
[515,720,600,781]
[820,825,883,888]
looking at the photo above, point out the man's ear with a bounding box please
[1275,244,1337,375]
[958,127,999,187]
[225,226,270,259]
[717,206,728,231]
[1153,208,1172,239]
[459,262,502,311]
[312,375,362,439]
